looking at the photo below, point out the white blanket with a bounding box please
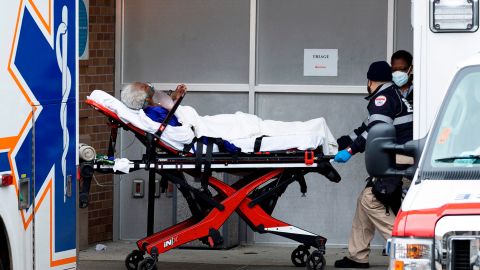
[175,105,338,153]
[87,90,338,154]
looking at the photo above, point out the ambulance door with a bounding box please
[15,0,78,268]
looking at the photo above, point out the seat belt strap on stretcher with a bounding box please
[201,139,214,191]
[194,138,214,191]
[107,120,119,157]
[185,137,226,153]
[195,140,204,172]
[144,133,156,170]
[155,91,185,138]
[183,137,197,153]
[254,136,267,153]
[214,138,226,152]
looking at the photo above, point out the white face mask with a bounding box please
[392,71,409,87]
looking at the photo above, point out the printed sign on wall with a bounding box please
[303,49,338,76]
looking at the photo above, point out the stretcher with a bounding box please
[79,90,341,270]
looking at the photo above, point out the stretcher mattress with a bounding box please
[87,90,338,154]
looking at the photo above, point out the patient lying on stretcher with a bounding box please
[118,82,338,155]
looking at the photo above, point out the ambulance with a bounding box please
[366,0,480,269]
[0,0,78,269]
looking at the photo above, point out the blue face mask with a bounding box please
[392,71,409,87]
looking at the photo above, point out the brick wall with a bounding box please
[79,0,116,244]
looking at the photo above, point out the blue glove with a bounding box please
[334,149,352,163]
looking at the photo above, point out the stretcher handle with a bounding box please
[321,154,335,160]
[156,91,186,137]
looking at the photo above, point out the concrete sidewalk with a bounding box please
[79,241,389,269]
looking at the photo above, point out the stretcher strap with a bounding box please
[195,140,204,172]
[183,137,197,153]
[214,138,226,152]
[184,137,227,154]
[254,136,267,153]
[144,133,156,170]
[201,140,214,190]
[155,92,185,138]
[107,120,119,157]
[194,138,214,191]
[296,174,307,194]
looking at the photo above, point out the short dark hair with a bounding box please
[391,50,413,67]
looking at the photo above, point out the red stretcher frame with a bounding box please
[136,170,325,255]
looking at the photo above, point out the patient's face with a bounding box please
[145,93,155,106]
[139,83,155,107]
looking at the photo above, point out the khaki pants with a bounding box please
[347,187,396,263]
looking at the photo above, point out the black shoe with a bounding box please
[334,257,370,268]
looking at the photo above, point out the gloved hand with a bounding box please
[334,149,352,163]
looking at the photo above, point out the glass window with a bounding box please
[123,0,250,84]
[426,66,480,170]
[395,0,413,53]
[257,0,388,85]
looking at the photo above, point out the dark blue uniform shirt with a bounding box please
[339,82,413,154]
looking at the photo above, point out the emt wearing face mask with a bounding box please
[333,61,413,268]
[391,50,413,106]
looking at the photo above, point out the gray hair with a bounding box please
[121,83,148,110]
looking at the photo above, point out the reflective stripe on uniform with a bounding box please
[368,114,394,124]
[349,131,357,140]
[393,114,413,126]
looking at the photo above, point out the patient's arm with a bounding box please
[152,84,187,111]
[171,84,187,101]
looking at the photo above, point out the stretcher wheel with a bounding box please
[137,257,158,270]
[291,245,311,267]
[306,250,326,270]
[125,250,145,270]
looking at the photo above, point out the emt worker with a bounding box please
[344,50,414,150]
[391,49,415,206]
[333,61,413,268]
[391,50,413,105]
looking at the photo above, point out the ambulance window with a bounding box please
[428,66,480,170]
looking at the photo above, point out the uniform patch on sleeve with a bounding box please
[374,95,387,106]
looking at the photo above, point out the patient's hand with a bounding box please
[172,84,187,101]
[153,91,174,110]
